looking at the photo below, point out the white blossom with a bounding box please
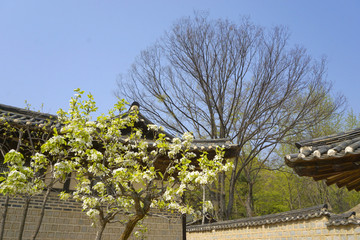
[86,209,100,219]
[147,124,158,131]
[0,90,233,239]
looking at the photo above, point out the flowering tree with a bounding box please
[37,89,232,240]
[0,151,47,239]
[0,116,58,240]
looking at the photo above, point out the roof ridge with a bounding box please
[187,204,329,232]
[0,103,56,119]
[327,211,360,226]
[0,103,58,129]
[295,128,360,148]
[193,138,232,143]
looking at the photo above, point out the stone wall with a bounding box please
[187,205,360,240]
[0,193,182,240]
[187,217,360,240]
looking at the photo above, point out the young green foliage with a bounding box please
[0,108,59,240]
[40,89,232,240]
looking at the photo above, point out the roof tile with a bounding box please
[0,103,240,158]
[187,204,331,232]
[285,128,360,190]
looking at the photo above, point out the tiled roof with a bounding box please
[0,103,240,158]
[285,128,360,191]
[327,211,360,226]
[187,204,330,232]
[134,112,239,155]
[187,204,360,232]
[0,103,59,129]
[191,139,239,156]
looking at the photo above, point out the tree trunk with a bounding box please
[0,195,9,239]
[225,157,240,220]
[119,214,144,240]
[95,222,107,240]
[226,178,236,220]
[18,197,31,240]
[181,194,186,240]
[286,175,294,210]
[208,183,218,219]
[202,185,205,224]
[218,172,227,220]
[32,188,51,240]
[245,183,254,217]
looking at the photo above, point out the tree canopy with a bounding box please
[116,13,345,220]
[0,90,233,240]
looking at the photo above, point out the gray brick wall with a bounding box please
[0,193,182,240]
[187,217,360,240]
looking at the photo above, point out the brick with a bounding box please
[187,217,360,240]
[0,193,182,240]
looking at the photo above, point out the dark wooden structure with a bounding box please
[285,128,360,191]
[0,104,59,171]
[0,103,241,240]
[0,103,240,169]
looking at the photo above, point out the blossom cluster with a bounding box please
[0,90,234,238]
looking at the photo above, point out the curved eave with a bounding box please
[295,128,360,149]
[0,103,59,131]
[285,150,360,167]
[285,151,360,191]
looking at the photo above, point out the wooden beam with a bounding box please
[345,176,360,191]
[336,170,360,188]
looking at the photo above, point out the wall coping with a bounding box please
[187,204,331,232]
[187,204,360,233]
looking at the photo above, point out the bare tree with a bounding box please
[116,14,345,220]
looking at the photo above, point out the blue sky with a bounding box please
[1,1,359,115]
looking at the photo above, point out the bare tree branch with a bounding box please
[115,14,345,220]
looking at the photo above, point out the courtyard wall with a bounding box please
[0,193,182,240]
[187,204,360,240]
